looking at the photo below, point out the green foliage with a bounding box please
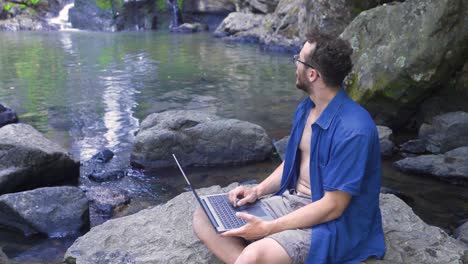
[19,3,27,9]
[178,0,183,8]
[155,0,165,11]
[3,2,13,11]
[96,0,123,10]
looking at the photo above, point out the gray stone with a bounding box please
[85,187,130,227]
[454,221,468,245]
[394,147,468,180]
[0,104,18,128]
[377,125,392,141]
[419,111,468,154]
[182,0,235,14]
[172,22,209,33]
[341,0,467,127]
[400,139,427,154]
[0,124,79,195]
[213,12,267,41]
[0,247,8,264]
[64,187,466,263]
[0,186,89,238]
[380,139,394,158]
[69,0,116,31]
[88,170,125,182]
[234,0,280,14]
[131,110,273,169]
[273,136,289,161]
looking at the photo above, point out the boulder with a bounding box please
[87,170,125,183]
[182,0,235,14]
[233,0,279,14]
[0,124,79,195]
[400,139,427,155]
[377,125,394,158]
[213,12,267,41]
[131,110,273,169]
[90,148,114,163]
[0,186,89,238]
[64,186,466,263]
[172,22,209,33]
[0,248,8,264]
[69,0,116,31]
[341,0,468,127]
[419,111,468,154]
[0,104,18,128]
[273,136,289,161]
[85,187,130,227]
[394,147,468,181]
[454,221,468,245]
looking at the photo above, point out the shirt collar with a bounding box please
[309,88,348,130]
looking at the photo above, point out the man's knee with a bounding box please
[235,243,262,264]
[192,207,210,240]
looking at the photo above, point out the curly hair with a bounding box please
[305,31,353,88]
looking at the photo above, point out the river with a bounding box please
[0,31,466,263]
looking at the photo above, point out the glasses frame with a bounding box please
[293,54,317,69]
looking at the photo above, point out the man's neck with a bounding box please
[308,85,340,115]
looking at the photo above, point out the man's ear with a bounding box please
[307,69,319,83]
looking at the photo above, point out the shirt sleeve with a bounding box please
[322,132,371,196]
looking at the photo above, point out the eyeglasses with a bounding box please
[293,54,316,69]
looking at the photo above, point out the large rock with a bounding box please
[394,147,468,181]
[64,186,466,263]
[454,221,468,245]
[419,111,468,154]
[0,124,79,195]
[0,0,65,31]
[131,110,273,169]
[341,0,468,127]
[0,104,18,128]
[0,248,8,264]
[233,0,279,14]
[0,186,89,238]
[69,0,116,31]
[377,125,394,158]
[183,0,235,14]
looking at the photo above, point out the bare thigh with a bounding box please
[235,237,292,264]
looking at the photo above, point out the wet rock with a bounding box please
[273,136,289,161]
[64,186,466,263]
[394,147,468,181]
[234,0,279,14]
[454,221,468,245]
[182,0,235,14]
[90,148,114,163]
[87,170,125,183]
[131,110,273,169]
[377,126,394,157]
[85,187,130,227]
[400,139,427,154]
[0,124,79,195]
[341,0,467,127]
[0,248,8,264]
[213,12,267,40]
[0,104,18,128]
[0,186,89,238]
[69,0,115,31]
[172,22,209,33]
[419,111,468,154]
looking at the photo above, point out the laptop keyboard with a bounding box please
[207,195,247,229]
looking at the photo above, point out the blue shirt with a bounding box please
[277,88,385,263]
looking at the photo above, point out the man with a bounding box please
[192,31,386,264]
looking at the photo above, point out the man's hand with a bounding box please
[221,212,276,240]
[228,186,259,207]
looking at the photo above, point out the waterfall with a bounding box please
[48,3,75,30]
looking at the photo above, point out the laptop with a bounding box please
[172,154,274,233]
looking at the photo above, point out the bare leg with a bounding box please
[192,207,247,264]
[235,238,292,264]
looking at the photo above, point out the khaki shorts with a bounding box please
[260,190,312,264]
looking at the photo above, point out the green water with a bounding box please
[0,31,466,263]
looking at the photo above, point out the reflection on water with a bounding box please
[0,31,466,263]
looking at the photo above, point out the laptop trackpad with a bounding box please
[235,203,271,219]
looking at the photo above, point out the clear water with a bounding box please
[0,31,466,263]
